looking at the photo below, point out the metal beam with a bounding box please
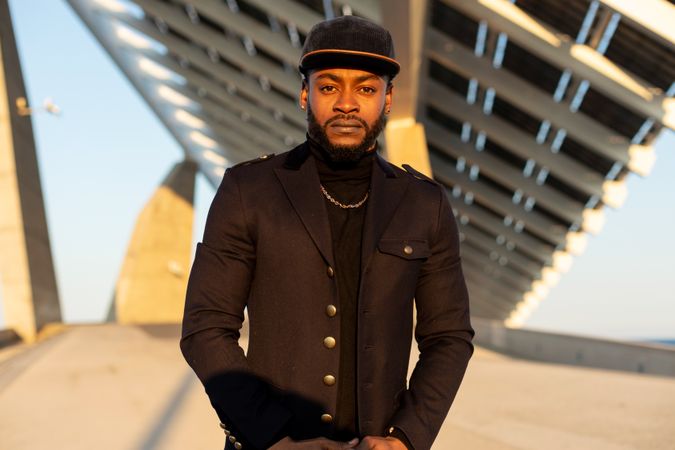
[426,79,606,199]
[134,0,300,98]
[442,0,674,130]
[188,0,301,66]
[462,247,540,292]
[462,237,547,290]
[463,284,515,318]
[72,1,196,153]
[430,151,569,245]
[461,240,536,283]
[135,49,293,152]
[246,0,322,34]
[464,275,520,313]
[332,0,382,22]
[464,269,525,307]
[117,13,305,129]
[465,297,501,320]
[200,96,303,146]
[426,121,585,224]
[448,190,555,263]
[426,28,652,173]
[140,77,262,162]
[598,0,675,49]
[461,248,534,292]
[459,223,543,278]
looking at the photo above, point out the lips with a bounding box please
[330,120,363,128]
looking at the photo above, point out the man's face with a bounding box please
[300,68,393,162]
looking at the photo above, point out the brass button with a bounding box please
[403,245,413,255]
[234,442,243,450]
[229,435,236,443]
[321,413,333,423]
[323,374,336,386]
[323,336,336,349]
[326,304,337,317]
[327,266,335,278]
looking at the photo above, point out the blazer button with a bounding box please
[323,336,336,349]
[234,442,243,450]
[403,245,413,255]
[326,304,337,317]
[229,435,236,444]
[323,374,336,386]
[326,266,335,278]
[321,413,333,423]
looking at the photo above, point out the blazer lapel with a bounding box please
[274,143,335,267]
[360,153,411,274]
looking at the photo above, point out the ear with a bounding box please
[384,82,394,114]
[299,79,308,110]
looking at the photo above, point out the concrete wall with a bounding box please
[0,0,61,342]
[473,317,675,377]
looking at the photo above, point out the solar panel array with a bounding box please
[68,0,674,326]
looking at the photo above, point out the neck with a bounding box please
[307,134,377,169]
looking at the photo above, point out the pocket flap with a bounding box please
[378,239,430,260]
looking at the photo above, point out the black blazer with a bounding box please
[181,142,474,450]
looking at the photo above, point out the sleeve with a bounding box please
[179,170,292,449]
[387,185,475,450]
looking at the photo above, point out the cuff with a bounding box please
[387,426,414,450]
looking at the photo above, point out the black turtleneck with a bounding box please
[308,136,374,440]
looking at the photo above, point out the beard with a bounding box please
[307,105,387,163]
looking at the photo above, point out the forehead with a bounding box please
[308,68,387,84]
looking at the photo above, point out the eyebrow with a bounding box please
[314,73,381,83]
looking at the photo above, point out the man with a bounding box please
[181,15,474,450]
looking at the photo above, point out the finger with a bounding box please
[315,438,343,450]
[341,438,359,449]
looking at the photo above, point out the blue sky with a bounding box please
[2,0,673,340]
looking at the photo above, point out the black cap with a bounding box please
[299,15,400,78]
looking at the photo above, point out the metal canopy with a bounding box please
[67,0,674,326]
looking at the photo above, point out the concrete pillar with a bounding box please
[384,119,433,177]
[114,159,198,324]
[0,0,62,343]
[381,0,433,177]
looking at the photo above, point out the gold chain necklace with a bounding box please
[320,184,369,209]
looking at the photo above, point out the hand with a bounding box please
[355,436,407,450]
[269,436,359,450]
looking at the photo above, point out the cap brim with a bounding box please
[300,49,400,78]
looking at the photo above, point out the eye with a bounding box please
[320,85,337,93]
[359,86,376,94]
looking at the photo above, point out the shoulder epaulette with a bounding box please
[226,153,275,172]
[402,164,439,186]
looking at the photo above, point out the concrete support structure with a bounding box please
[384,122,432,176]
[0,0,61,343]
[382,0,432,176]
[114,160,197,324]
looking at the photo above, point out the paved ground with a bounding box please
[1,323,674,450]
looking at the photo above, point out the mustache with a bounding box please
[324,114,368,128]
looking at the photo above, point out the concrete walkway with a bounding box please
[0,324,673,450]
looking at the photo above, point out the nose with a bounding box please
[333,91,359,114]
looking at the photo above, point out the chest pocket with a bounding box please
[378,239,431,260]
